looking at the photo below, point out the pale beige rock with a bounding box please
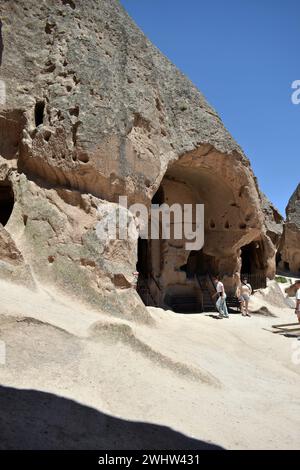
[0,0,280,312]
[279,184,300,275]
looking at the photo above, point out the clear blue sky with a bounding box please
[120,0,299,215]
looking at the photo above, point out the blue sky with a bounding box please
[120,0,299,215]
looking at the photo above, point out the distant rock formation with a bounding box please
[260,192,284,248]
[0,0,280,314]
[278,184,300,275]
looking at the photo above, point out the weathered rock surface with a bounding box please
[0,0,279,313]
[260,192,284,247]
[279,184,300,274]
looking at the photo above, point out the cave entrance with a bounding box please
[136,185,164,307]
[136,237,157,306]
[241,241,264,274]
[184,250,218,279]
[137,238,150,278]
[0,180,14,227]
[241,241,266,289]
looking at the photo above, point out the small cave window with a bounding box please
[179,264,187,273]
[35,100,45,127]
[152,186,164,205]
[0,180,14,226]
[61,0,76,9]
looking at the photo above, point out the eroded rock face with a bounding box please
[260,192,284,248]
[0,0,279,313]
[0,224,34,288]
[279,184,300,274]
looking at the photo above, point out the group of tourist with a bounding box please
[213,276,300,322]
[132,269,300,322]
[213,274,252,319]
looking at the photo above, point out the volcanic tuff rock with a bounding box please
[0,0,279,314]
[279,184,300,274]
[260,192,284,247]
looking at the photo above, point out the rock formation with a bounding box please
[0,0,279,314]
[278,184,300,275]
[260,192,283,248]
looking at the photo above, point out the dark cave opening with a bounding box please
[0,180,14,226]
[35,100,45,127]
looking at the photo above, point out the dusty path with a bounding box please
[0,279,299,449]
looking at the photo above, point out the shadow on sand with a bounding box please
[0,385,223,450]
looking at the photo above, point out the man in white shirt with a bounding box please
[213,275,229,318]
[295,280,300,323]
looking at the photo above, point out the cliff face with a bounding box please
[286,184,300,229]
[1,0,246,202]
[279,184,300,274]
[260,192,284,247]
[0,0,278,313]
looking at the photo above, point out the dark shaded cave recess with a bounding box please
[240,240,267,289]
[0,179,14,226]
[35,100,45,127]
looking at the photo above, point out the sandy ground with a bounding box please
[0,278,299,450]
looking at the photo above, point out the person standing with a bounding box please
[240,277,252,317]
[235,272,246,315]
[213,275,229,318]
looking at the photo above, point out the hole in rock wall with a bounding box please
[61,0,76,9]
[0,180,14,226]
[35,101,45,127]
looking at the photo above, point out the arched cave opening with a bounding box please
[0,180,15,227]
[241,241,266,289]
[136,155,241,311]
[136,150,269,310]
[241,241,263,274]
